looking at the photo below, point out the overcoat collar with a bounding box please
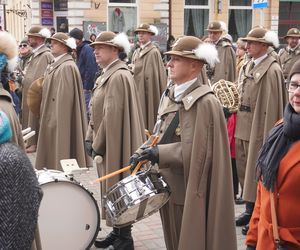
[139,43,156,58]
[94,60,128,90]
[160,77,213,115]
[182,80,213,111]
[246,55,277,84]
[32,44,51,59]
[46,53,73,74]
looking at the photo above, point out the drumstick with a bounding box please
[131,135,160,175]
[92,165,131,183]
[92,136,159,183]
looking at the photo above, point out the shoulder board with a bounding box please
[220,40,231,47]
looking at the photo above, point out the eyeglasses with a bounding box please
[19,44,28,48]
[286,81,300,93]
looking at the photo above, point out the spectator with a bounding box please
[0,111,43,250]
[246,59,300,250]
[69,28,98,117]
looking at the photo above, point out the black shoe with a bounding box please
[113,237,134,250]
[94,228,119,248]
[235,212,251,226]
[235,197,246,205]
[113,225,134,250]
[242,224,249,235]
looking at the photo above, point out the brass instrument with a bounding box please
[211,79,240,113]
[27,77,44,116]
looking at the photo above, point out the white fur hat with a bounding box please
[0,31,18,71]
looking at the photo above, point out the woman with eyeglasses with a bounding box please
[246,60,300,250]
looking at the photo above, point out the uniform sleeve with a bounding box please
[246,182,262,247]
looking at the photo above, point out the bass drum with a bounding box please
[36,170,100,250]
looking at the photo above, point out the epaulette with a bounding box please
[222,40,231,47]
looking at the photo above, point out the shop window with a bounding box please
[229,1,252,42]
[108,1,137,41]
[184,0,209,38]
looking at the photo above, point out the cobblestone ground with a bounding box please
[28,153,246,250]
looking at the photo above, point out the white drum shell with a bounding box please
[36,170,100,250]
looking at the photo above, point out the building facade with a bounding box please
[2,0,300,45]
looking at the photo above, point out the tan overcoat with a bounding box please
[0,88,24,149]
[21,45,53,146]
[131,43,167,133]
[279,44,300,79]
[86,60,145,219]
[235,55,287,202]
[141,78,237,250]
[210,38,236,83]
[35,54,91,170]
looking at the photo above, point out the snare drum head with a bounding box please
[37,170,100,250]
[105,171,170,227]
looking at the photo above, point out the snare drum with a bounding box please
[36,170,100,250]
[104,170,170,227]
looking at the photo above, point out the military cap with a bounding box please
[26,25,51,39]
[134,23,158,36]
[284,28,300,39]
[241,27,279,48]
[165,36,219,67]
[47,32,76,50]
[90,31,130,54]
[206,21,226,32]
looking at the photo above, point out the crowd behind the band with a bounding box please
[1,20,300,250]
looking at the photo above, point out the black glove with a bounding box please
[129,153,140,172]
[92,149,98,160]
[85,140,93,157]
[138,146,159,165]
[246,245,256,250]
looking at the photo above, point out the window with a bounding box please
[228,0,252,42]
[54,0,68,11]
[108,1,137,40]
[278,1,300,44]
[184,0,209,38]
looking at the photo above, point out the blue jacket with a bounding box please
[76,41,98,90]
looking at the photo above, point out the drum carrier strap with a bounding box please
[159,111,180,145]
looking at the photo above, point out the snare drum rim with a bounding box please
[38,178,101,249]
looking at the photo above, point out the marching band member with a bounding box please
[130,36,237,250]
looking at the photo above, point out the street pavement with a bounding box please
[28,152,246,250]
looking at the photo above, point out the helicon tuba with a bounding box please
[211,79,240,113]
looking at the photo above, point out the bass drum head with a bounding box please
[38,180,100,250]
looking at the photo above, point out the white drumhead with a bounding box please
[38,180,100,250]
